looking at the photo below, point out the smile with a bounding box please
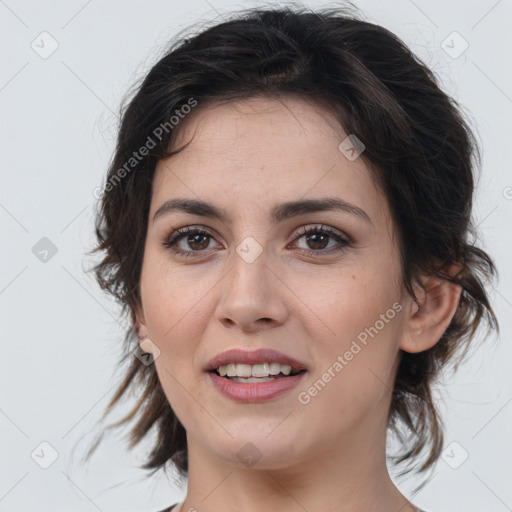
[205,348,308,402]
[216,362,303,380]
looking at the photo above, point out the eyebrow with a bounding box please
[152,197,372,226]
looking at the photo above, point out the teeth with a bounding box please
[280,365,292,376]
[237,364,252,377]
[252,363,269,377]
[230,377,275,383]
[269,362,281,375]
[226,364,237,377]
[216,362,298,378]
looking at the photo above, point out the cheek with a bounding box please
[301,255,401,346]
[140,253,213,340]
[297,318,401,437]
[297,260,403,408]
[141,261,209,419]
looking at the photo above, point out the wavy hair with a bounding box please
[86,5,499,485]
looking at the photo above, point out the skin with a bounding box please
[136,96,461,512]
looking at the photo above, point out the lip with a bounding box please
[208,370,307,403]
[205,348,308,403]
[204,348,307,373]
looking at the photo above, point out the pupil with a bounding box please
[308,233,328,250]
[189,234,209,250]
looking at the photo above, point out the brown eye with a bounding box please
[185,233,210,251]
[304,231,330,250]
[163,227,218,257]
[292,225,351,257]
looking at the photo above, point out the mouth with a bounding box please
[205,348,308,402]
[212,362,306,383]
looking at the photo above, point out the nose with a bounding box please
[214,245,289,332]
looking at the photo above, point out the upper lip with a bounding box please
[205,348,308,372]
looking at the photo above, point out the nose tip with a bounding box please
[215,255,289,332]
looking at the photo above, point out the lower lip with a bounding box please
[208,371,307,403]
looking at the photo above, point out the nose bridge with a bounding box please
[215,235,288,329]
[232,236,270,288]
[228,236,273,304]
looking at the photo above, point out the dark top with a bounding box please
[155,505,177,512]
[155,503,178,512]
[156,504,427,511]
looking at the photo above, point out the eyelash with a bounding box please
[162,224,351,259]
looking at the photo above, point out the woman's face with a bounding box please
[139,96,412,470]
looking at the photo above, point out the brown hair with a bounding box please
[87,5,499,484]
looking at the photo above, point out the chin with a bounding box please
[204,427,308,470]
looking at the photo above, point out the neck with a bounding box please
[181,416,416,512]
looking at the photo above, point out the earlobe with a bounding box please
[399,272,462,354]
[139,334,155,354]
[133,305,153,353]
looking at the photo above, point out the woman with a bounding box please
[89,6,498,512]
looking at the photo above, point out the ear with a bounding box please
[399,265,463,354]
[133,304,147,336]
[133,304,154,353]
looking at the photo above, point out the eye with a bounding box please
[162,224,351,259]
[162,226,219,258]
[290,224,351,257]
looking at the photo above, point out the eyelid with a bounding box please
[164,223,349,242]
[288,224,351,256]
[163,225,220,246]
[162,223,352,258]
[291,223,351,242]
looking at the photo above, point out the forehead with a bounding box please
[151,96,391,231]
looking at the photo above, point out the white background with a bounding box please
[0,0,511,511]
